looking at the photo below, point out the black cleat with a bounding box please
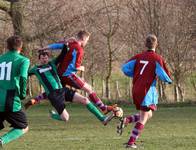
[117,117,126,135]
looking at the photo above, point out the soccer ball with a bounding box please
[113,107,123,118]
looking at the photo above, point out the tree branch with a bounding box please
[0,1,10,13]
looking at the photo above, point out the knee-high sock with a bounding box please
[88,92,107,111]
[86,102,106,121]
[125,114,140,124]
[128,122,144,145]
[0,128,24,145]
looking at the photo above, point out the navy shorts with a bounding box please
[0,110,28,130]
[48,87,75,115]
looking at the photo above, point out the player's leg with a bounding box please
[50,109,69,122]
[24,92,47,109]
[123,113,140,125]
[48,89,69,122]
[49,88,114,125]
[0,111,28,146]
[126,110,153,148]
[64,74,117,114]
[117,113,140,135]
[72,92,106,122]
[83,83,118,114]
[119,113,140,127]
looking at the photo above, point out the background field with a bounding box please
[1,103,196,150]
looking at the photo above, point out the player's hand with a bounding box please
[77,66,85,72]
[24,99,37,110]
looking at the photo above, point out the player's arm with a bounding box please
[75,47,84,72]
[155,60,172,84]
[121,59,136,78]
[37,43,64,52]
[28,66,35,76]
[24,92,48,110]
[53,44,69,65]
[19,58,30,100]
[25,67,48,109]
[48,43,64,51]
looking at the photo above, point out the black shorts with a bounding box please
[0,110,28,130]
[48,87,75,115]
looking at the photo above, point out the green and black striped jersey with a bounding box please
[28,59,62,95]
[0,50,30,112]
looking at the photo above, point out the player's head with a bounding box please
[76,30,90,47]
[145,34,158,50]
[6,35,23,52]
[38,51,50,65]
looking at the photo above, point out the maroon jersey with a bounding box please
[57,41,84,77]
[122,50,172,110]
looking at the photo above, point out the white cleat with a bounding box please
[126,143,137,149]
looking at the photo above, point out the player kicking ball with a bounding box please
[26,30,117,114]
[28,50,114,125]
[118,34,172,148]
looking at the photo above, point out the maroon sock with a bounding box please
[126,114,140,124]
[128,122,144,145]
[89,92,106,111]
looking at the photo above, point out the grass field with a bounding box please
[1,103,196,150]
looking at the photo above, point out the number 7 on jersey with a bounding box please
[139,60,149,75]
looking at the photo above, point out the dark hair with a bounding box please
[145,34,157,49]
[6,35,22,51]
[38,50,50,59]
[77,30,90,40]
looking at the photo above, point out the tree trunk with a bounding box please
[178,84,185,102]
[161,82,167,101]
[105,35,112,99]
[10,1,23,36]
[158,80,163,101]
[115,80,121,99]
[105,77,111,99]
[102,79,105,98]
[174,84,180,102]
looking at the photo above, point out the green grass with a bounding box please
[1,103,196,150]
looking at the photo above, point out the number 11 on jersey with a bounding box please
[0,62,12,80]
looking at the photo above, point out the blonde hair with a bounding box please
[145,34,157,49]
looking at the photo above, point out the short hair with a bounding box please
[145,34,157,49]
[38,50,50,59]
[76,30,90,40]
[6,35,22,51]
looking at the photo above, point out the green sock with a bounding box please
[0,128,24,145]
[86,102,106,121]
[50,111,62,121]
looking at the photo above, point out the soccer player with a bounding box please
[0,36,30,146]
[26,30,116,114]
[28,49,113,125]
[119,34,172,148]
